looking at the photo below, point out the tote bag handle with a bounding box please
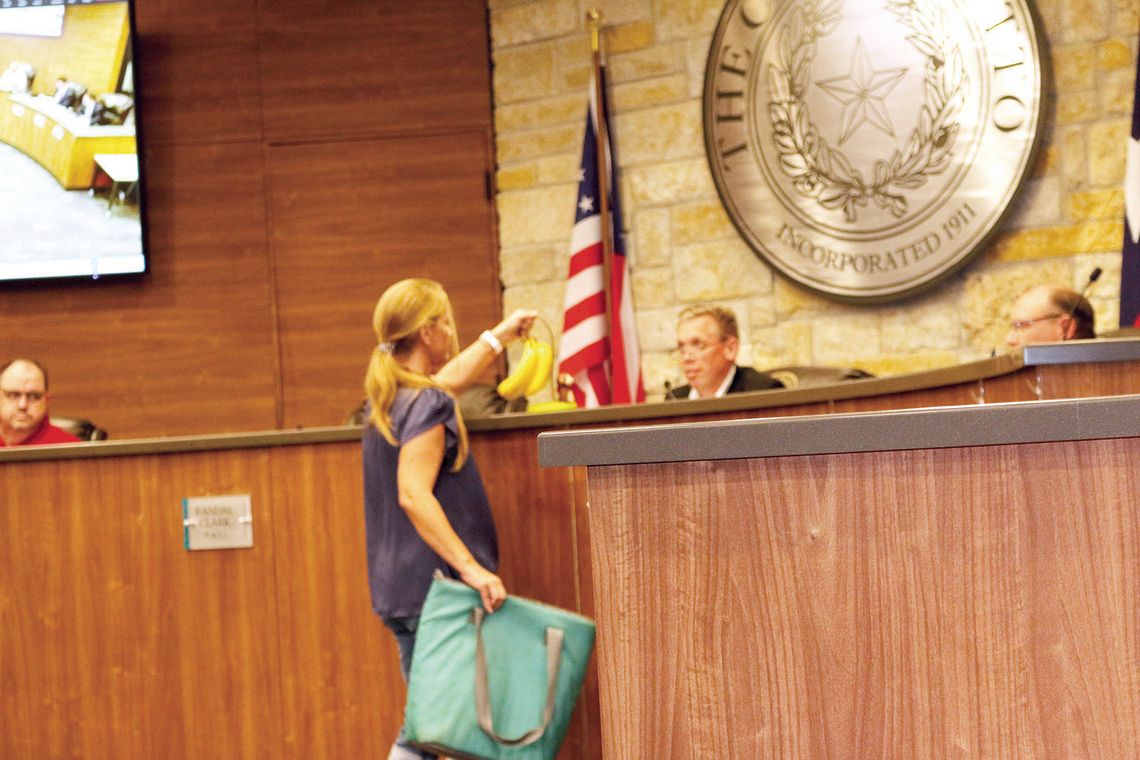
[472,607,565,747]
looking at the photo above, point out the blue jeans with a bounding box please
[383,616,438,760]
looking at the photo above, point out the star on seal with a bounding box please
[815,38,908,144]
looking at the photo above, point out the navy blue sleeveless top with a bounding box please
[362,387,499,619]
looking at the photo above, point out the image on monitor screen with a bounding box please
[0,0,146,284]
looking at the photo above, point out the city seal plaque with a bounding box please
[704,0,1044,301]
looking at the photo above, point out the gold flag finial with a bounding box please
[586,8,602,53]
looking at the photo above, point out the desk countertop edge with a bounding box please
[536,394,1140,467]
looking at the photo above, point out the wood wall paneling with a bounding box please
[156,451,284,760]
[133,31,264,147]
[472,429,602,760]
[256,1,492,142]
[584,439,1140,758]
[268,442,404,759]
[1020,440,1140,756]
[672,400,834,422]
[0,433,599,760]
[568,462,601,760]
[268,129,500,428]
[981,361,1140,404]
[131,0,256,27]
[830,381,979,413]
[0,451,286,759]
[2,142,278,439]
[473,429,581,609]
[569,465,592,612]
[5,371,1140,758]
[973,367,1041,404]
[132,0,262,147]
[1036,359,1140,399]
[0,0,500,441]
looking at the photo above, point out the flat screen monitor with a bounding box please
[0,0,146,284]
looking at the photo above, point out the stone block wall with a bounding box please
[489,0,1138,399]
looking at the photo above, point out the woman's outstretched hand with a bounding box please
[492,309,539,347]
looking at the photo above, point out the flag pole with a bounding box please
[587,8,613,348]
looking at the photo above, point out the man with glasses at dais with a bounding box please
[665,304,784,400]
[1005,284,1096,349]
[0,359,80,447]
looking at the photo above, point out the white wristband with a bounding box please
[479,329,504,355]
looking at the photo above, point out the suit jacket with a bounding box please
[665,365,784,400]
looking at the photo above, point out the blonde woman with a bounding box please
[362,278,536,760]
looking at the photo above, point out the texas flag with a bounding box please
[1122,33,1140,327]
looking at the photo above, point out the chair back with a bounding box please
[50,416,108,441]
[767,366,874,390]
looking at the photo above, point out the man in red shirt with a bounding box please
[0,359,81,446]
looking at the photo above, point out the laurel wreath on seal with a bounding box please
[767,0,969,222]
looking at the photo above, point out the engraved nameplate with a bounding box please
[182,494,253,551]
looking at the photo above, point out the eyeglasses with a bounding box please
[671,339,725,361]
[1009,313,1063,331]
[1,389,46,403]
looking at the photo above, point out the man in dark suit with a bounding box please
[665,305,783,400]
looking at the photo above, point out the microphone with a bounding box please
[1079,267,1102,298]
[1062,267,1101,338]
[663,379,673,400]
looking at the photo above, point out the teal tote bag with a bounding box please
[404,575,596,760]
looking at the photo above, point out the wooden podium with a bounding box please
[538,396,1140,759]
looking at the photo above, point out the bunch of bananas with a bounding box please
[496,338,554,400]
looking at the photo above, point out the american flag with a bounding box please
[1122,29,1140,328]
[556,68,645,407]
